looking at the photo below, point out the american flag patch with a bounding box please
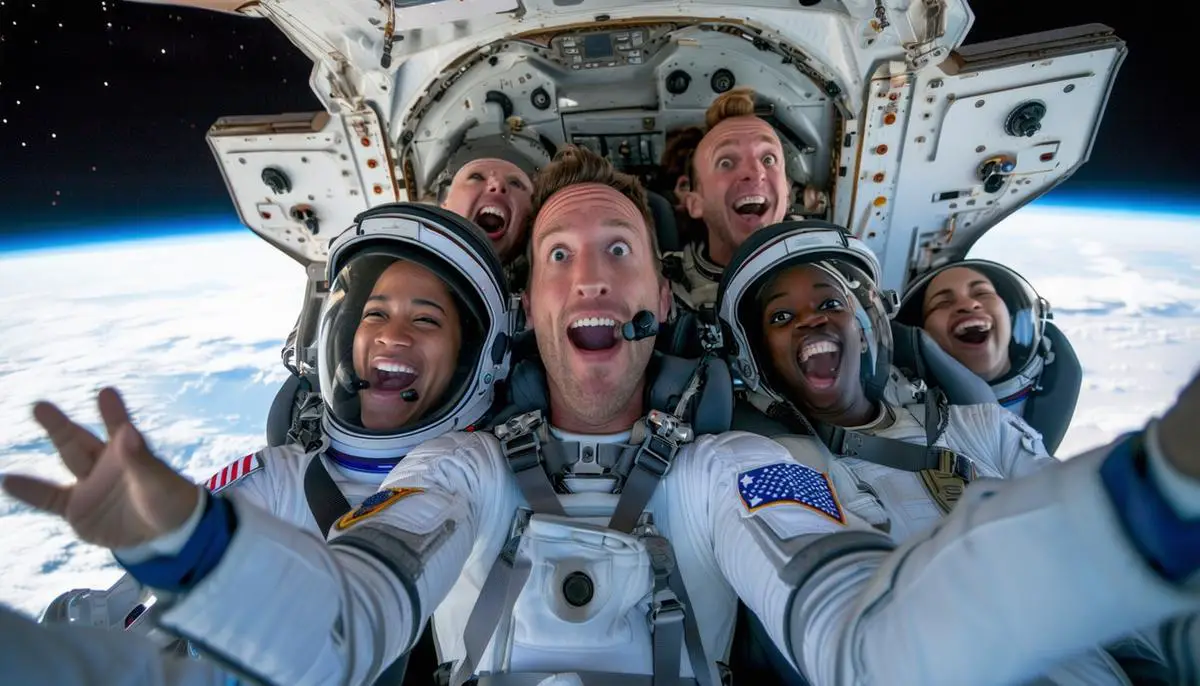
[737,462,845,524]
[204,453,262,494]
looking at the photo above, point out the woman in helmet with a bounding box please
[318,203,511,475]
[895,262,1079,453]
[35,203,513,682]
[716,221,1133,684]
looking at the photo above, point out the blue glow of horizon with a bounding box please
[1,191,1197,255]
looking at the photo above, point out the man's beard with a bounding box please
[543,345,649,431]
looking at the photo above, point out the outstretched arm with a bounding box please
[699,374,1200,686]
[1,389,506,686]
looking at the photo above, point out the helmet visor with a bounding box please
[735,256,893,408]
[317,244,490,437]
[898,260,1045,382]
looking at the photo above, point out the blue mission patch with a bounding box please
[334,487,424,531]
[737,462,845,524]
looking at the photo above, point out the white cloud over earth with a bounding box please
[0,231,303,616]
[968,205,1200,457]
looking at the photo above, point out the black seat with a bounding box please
[265,373,323,449]
[1023,320,1082,454]
[266,374,306,447]
[647,190,680,254]
[889,321,997,406]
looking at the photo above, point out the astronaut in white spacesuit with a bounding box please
[893,259,1197,684]
[5,147,1200,686]
[894,260,1075,442]
[715,220,1146,684]
[32,203,513,679]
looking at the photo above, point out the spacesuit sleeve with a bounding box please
[148,432,508,686]
[949,403,1055,478]
[1,603,239,686]
[769,433,1200,686]
[993,408,1057,478]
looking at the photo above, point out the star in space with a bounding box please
[0,0,315,219]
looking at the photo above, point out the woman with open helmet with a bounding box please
[32,203,515,682]
[319,203,512,465]
[716,220,1132,685]
[895,260,1079,453]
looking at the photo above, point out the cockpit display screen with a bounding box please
[582,34,613,59]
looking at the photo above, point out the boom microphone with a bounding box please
[621,310,660,342]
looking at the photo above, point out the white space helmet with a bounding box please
[716,220,896,404]
[896,259,1050,391]
[317,203,513,463]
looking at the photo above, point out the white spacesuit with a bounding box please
[118,393,1200,686]
[36,203,515,674]
[715,221,1143,683]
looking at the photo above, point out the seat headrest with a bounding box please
[266,374,306,447]
[490,352,733,436]
[647,191,680,254]
[1025,320,1082,454]
[890,321,996,406]
[648,354,733,435]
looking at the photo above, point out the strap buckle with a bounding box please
[496,411,545,473]
[950,451,978,482]
[933,449,977,483]
[649,589,685,628]
[823,424,863,457]
[494,410,542,443]
[636,411,692,478]
[646,409,693,443]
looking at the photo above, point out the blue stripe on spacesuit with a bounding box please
[326,447,401,474]
[1100,431,1200,583]
[121,493,235,593]
[999,385,1033,407]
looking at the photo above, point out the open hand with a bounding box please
[1,388,200,550]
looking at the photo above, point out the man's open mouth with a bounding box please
[732,195,770,218]
[798,339,841,390]
[566,316,619,351]
[474,205,509,238]
[952,318,992,345]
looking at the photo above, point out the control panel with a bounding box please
[552,29,655,70]
[571,133,657,172]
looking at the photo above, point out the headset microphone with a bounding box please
[621,310,659,342]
